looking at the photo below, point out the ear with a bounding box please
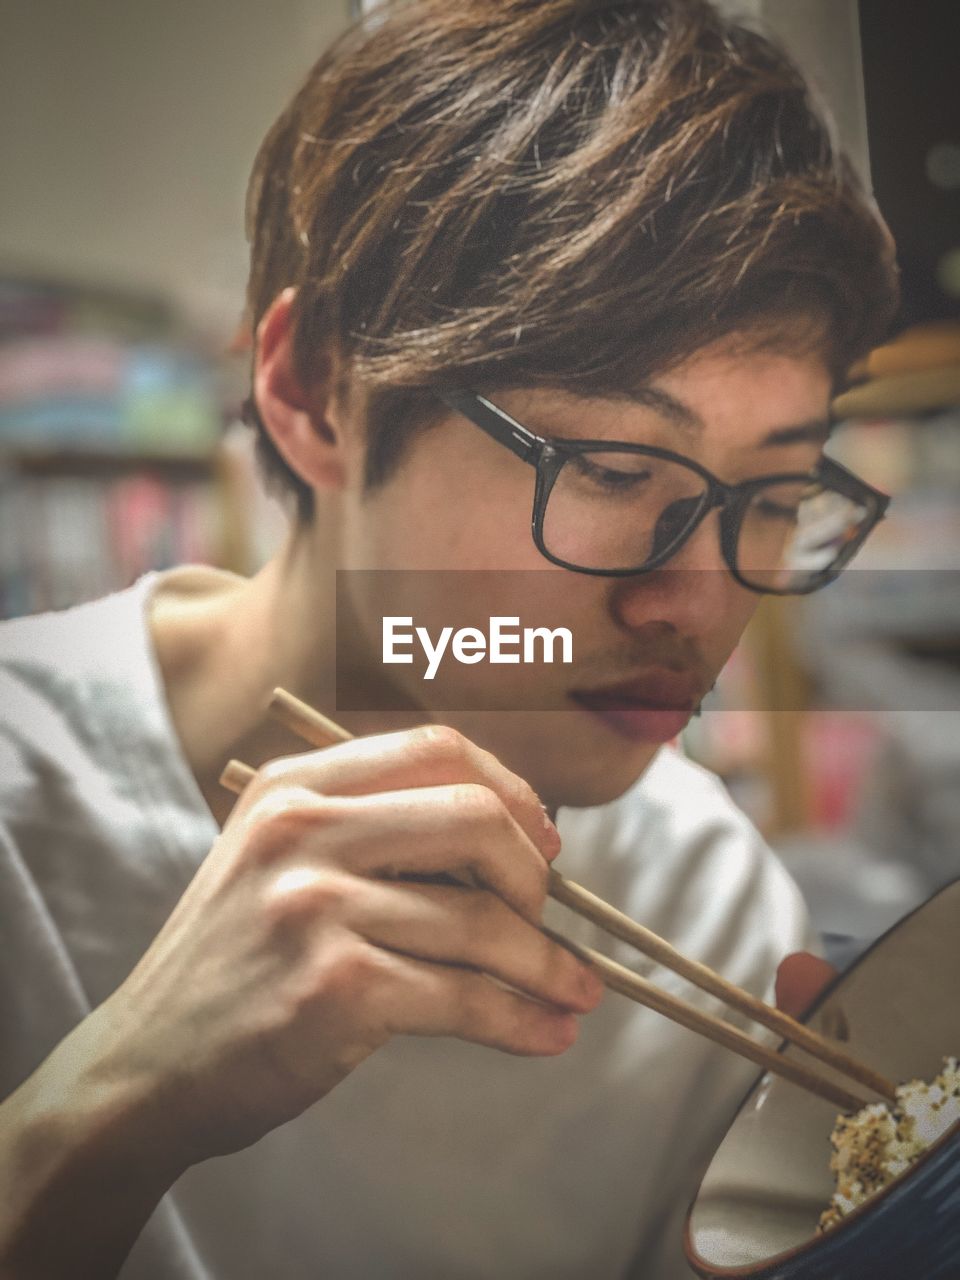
[252,288,349,492]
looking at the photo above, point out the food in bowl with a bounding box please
[819,1055,960,1231]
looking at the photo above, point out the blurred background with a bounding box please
[1,0,958,963]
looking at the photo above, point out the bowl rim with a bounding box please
[683,875,960,1278]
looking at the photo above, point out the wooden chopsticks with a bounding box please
[218,687,895,1113]
[544,872,896,1102]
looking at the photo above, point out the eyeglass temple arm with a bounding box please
[439,390,543,465]
[818,453,891,516]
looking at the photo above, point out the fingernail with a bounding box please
[540,806,561,857]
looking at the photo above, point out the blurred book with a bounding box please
[0,274,231,619]
[0,468,222,619]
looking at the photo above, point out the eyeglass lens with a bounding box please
[541,451,873,591]
[737,482,872,592]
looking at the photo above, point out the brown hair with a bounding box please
[244,0,899,518]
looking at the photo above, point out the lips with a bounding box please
[570,671,701,744]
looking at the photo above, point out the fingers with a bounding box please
[273,871,604,1014]
[775,951,837,1018]
[250,724,560,860]
[358,946,583,1057]
[242,783,552,924]
[348,785,552,922]
[215,726,598,1067]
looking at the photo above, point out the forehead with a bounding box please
[493,345,833,452]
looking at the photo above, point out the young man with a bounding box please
[0,1,896,1276]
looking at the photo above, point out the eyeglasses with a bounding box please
[439,389,890,596]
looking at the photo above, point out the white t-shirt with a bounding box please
[0,575,815,1280]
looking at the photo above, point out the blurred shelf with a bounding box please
[0,272,181,343]
[832,364,960,419]
[0,443,218,478]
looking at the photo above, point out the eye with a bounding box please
[746,477,813,524]
[566,453,653,493]
[752,497,801,523]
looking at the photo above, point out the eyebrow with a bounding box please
[611,387,833,448]
[613,387,703,436]
[759,419,833,447]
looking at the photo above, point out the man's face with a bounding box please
[331,341,832,807]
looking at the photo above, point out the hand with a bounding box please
[86,725,604,1168]
[775,951,837,1019]
[0,726,604,1277]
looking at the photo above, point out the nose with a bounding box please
[606,507,750,638]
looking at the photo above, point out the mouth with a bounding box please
[569,672,701,745]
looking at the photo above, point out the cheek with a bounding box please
[341,455,542,572]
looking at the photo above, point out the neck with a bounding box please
[149,530,422,826]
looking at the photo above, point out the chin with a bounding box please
[442,709,662,811]
[538,748,661,810]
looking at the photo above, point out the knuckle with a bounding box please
[423,722,467,754]
[247,810,303,864]
[322,937,385,999]
[452,782,506,827]
[304,869,353,916]
[257,755,295,788]
[411,723,469,771]
[261,867,315,928]
[250,809,310,862]
[246,795,336,864]
[263,867,351,928]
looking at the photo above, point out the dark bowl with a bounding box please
[685,877,960,1279]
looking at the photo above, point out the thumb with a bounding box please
[775,951,837,1019]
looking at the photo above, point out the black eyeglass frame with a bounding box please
[439,388,890,596]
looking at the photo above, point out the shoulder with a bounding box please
[0,579,159,814]
[0,578,155,691]
[0,580,216,950]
